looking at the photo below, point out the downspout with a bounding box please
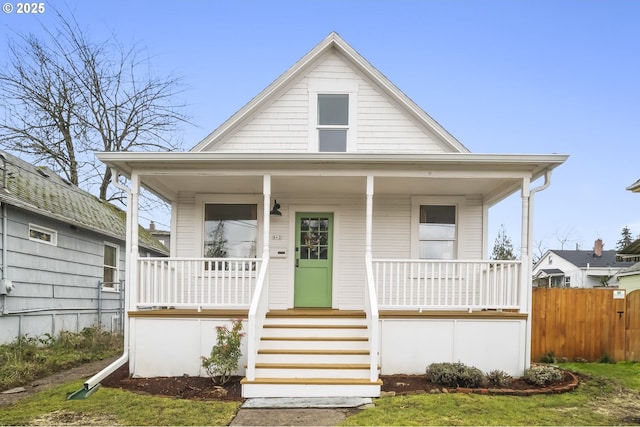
[523,170,553,369]
[75,169,133,398]
[1,153,8,315]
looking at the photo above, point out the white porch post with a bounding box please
[366,176,374,256]
[520,176,532,370]
[262,175,271,261]
[128,172,140,372]
[246,174,271,381]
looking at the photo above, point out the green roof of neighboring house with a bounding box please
[0,150,168,255]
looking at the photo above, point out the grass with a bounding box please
[2,340,639,427]
[342,362,640,426]
[0,327,123,390]
[0,380,240,426]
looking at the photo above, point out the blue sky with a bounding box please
[2,0,639,255]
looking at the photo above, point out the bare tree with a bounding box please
[0,9,187,201]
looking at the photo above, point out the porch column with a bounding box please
[520,176,531,370]
[129,172,140,313]
[262,175,271,259]
[365,176,374,257]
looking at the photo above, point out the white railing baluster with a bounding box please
[371,259,521,311]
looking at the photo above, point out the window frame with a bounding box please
[28,223,58,246]
[102,242,120,291]
[411,197,464,260]
[308,83,357,152]
[196,195,263,261]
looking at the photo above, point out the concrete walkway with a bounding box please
[230,397,373,426]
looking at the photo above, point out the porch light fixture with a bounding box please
[270,200,282,216]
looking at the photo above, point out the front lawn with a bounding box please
[342,362,640,426]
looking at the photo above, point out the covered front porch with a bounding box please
[97,152,565,397]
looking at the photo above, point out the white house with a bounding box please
[532,239,634,288]
[92,33,567,398]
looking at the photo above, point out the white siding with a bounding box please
[210,50,452,154]
[173,191,486,310]
[175,193,198,257]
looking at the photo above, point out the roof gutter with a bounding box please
[74,170,132,399]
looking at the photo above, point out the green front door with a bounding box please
[294,213,333,308]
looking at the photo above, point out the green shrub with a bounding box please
[539,351,557,363]
[486,369,512,387]
[523,365,564,386]
[425,362,486,388]
[201,319,244,385]
[598,354,615,364]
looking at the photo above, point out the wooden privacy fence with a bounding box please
[531,288,640,362]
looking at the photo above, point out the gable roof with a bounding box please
[0,150,168,254]
[191,32,469,153]
[550,249,633,270]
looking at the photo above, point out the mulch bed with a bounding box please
[101,364,579,401]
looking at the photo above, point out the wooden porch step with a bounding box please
[260,336,368,341]
[241,377,382,386]
[258,349,369,355]
[263,323,367,329]
[255,363,372,370]
[266,309,366,318]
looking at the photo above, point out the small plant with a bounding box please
[486,369,512,388]
[523,365,564,386]
[539,351,557,363]
[598,354,615,364]
[426,362,486,388]
[201,319,244,385]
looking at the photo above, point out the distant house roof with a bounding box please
[627,179,640,193]
[551,249,633,270]
[620,239,640,256]
[0,150,168,254]
[618,262,640,277]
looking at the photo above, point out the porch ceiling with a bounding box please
[97,152,568,205]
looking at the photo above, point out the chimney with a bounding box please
[149,221,156,232]
[594,239,603,257]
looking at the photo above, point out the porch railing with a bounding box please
[373,259,522,311]
[246,257,270,381]
[364,254,379,382]
[137,257,261,309]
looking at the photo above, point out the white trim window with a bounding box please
[418,205,457,260]
[203,204,258,259]
[29,224,57,246]
[318,94,349,152]
[103,242,120,290]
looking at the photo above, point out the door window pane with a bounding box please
[204,204,257,258]
[299,217,330,260]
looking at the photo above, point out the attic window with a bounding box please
[318,94,348,152]
[29,224,57,246]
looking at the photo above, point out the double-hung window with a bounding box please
[418,205,457,260]
[317,94,349,152]
[103,243,119,290]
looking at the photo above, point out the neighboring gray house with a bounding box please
[0,151,168,344]
[532,239,634,288]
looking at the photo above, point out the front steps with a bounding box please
[241,309,381,398]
